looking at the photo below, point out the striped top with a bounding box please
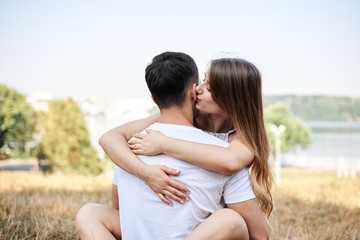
[205,129,236,143]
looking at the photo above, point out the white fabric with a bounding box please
[112,163,118,186]
[115,123,255,240]
[112,129,236,186]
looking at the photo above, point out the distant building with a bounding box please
[27,93,157,157]
[77,96,157,153]
[27,91,54,111]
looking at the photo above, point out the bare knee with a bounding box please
[213,208,249,240]
[76,203,98,225]
[186,208,249,240]
[76,203,121,240]
[76,203,100,236]
[220,208,246,225]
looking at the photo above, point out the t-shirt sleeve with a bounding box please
[112,163,118,186]
[223,167,255,204]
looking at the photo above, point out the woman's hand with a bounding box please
[138,164,190,206]
[128,129,167,155]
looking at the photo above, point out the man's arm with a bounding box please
[227,199,270,240]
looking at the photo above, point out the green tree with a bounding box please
[0,84,36,158]
[265,103,312,158]
[37,98,103,174]
[263,95,360,121]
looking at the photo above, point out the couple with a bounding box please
[76,52,274,239]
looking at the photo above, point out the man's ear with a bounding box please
[190,83,197,101]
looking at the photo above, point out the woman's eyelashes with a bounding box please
[205,81,211,92]
[200,79,211,92]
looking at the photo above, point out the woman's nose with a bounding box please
[196,84,203,94]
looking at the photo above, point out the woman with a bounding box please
[77,57,273,239]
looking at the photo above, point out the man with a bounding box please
[76,52,269,239]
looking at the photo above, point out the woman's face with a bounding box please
[195,71,224,115]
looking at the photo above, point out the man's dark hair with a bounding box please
[145,52,199,109]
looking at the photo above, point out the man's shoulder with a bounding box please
[149,123,229,147]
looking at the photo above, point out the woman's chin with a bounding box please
[195,103,202,111]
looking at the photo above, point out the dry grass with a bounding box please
[270,169,360,240]
[0,172,112,239]
[0,168,359,239]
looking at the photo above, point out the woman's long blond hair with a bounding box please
[209,58,274,217]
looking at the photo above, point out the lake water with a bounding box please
[282,121,360,171]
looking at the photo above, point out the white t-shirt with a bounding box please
[114,123,255,240]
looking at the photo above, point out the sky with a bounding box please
[0,0,359,99]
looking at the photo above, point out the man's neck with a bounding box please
[157,105,194,127]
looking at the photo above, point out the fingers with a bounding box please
[153,180,191,205]
[157,193,173,206]
[163,190,187,205]
[161,165,181,176]
[129,144,143,154]
[131,149,144,155]
[142,164,191,205]
[156,187,190,205]
[128,138,143,152]
[145,128,154,134]
[168,178,191,196]
[160,166,191,195]
[128,143,141,150]
[168,187,190,202]
[132,132,147,139]
[161,176,191,202]
[128,138,142,145]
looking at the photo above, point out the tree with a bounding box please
[0,84,36,158]
[263,95,360,121]
[37,98,103,174]
[265,103,312,159]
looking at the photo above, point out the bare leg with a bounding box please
[76,203,121,240]
[185,208,249,240]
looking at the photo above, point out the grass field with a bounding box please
[1,168,359,239]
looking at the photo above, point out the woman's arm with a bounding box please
[129,130,254,175]
[99,113,159,174]
[99,113,190,205]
